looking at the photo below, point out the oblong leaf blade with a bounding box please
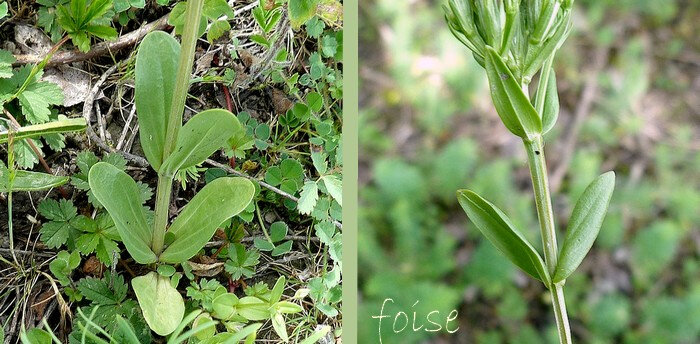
[159,177,254,263]
[457,189,550,284]
[553,171,615,282]
[484,46,542,140]
[0,118,86,143]
[132,272,185,336]
[1,163,69,192]
[88,162,156,264]
[160,109,241,176]
[135,31,180,172]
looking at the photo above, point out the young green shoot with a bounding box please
[445,1,615,343]
[86,0,254,336]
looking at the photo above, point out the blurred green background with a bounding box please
[358,0,700,343]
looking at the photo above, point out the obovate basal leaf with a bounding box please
[0,118,86,144]
[553,171,615,283]
[159,177,255,263]
[88,162,156,264]
[131,272,185,336]
[457,189,550,285]
[159,109,242,176]
[135,31,180,172]
[0,164,68,192]
[483,46,542,140]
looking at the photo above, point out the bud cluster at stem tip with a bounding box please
[444,0,573,85]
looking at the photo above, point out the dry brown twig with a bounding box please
[11,15,170,67]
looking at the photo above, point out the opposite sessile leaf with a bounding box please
[553,171,615,283]
[457,189,551,285]
[483,46,542,140]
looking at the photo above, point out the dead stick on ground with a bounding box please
[12,15,170,67]
[83,63,150,167]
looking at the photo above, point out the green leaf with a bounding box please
[207,19,231,43]
[84,0,112,23]
[159,177,255,263]
[0,169,68,192]
[483,46,542,140]
[553,171,615,283]
[297,181,318,215]
[132,272,185,336]
[212,293,239,320]
[288,0,318,29]
[270,276,285,304]
[219,323,262,344]
[86,24,118,40]
[271,312,288,342]
[135,31,180,172]
[269,221,288,242]
[306,91,323,113]
[21,328,51,344]
[524,18,572,79]
[321,34,337,58]
[115,316,142,344]
[271,241,292,256]
[274,301,303,314]
[89,162,157,264]
[457,189,550,284]
[0,49,15,78]
[540,68,559,134]
[237,296,268,320]
[77,276,123,305]
[17,81,64,124]
[160,109,242,176]
[254,238,275,251]
[203,0,234,18]
[0,118,86,143]
[224,243,259,280]
[157,264,176,277]
[38,199,78,248]
[321,175,342,206]
[299,326,330,344]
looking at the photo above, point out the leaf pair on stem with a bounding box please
[87,4,254,336]
[458,171,615,286]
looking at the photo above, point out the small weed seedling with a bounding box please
[445,1,615,343]
[87,0,254,336]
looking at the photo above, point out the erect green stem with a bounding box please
[151,0,204,255]
[151,175,174,255]
[524,136,572,344]
[5,127,19,266]
[162,0,204,159]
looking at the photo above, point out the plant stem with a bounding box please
[524,136,572,344]
[151,175,173,255]
[162,0,204,159]
[151,0,204,255]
